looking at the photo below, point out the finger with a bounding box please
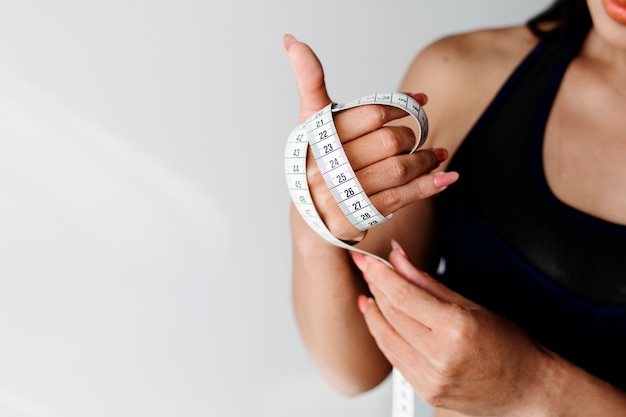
[366,170,459,216]
[366,278,436,339]
[333,104,423,143]
[352,253,449,330]
[359,296,430,369]
[356,149,441,195]
[361,260,454,365]
[361,283,434,348]
[389,243,477,308]
[358,295,437,394]
[410,92,428,106]
[341,125,417,170]
[284,34,332,123]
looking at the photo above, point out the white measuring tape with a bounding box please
[284,92,428,417]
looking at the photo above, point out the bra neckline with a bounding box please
[529,34,626,237]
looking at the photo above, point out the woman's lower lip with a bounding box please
[603,0,626,25]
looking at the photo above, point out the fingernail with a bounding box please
[351,252,368,272]
[410,92,428,105]
[283,34,297,51]
[357,295,372,313]
[391,239,409,259]
[433,171,459,188]
[432,148,448,162]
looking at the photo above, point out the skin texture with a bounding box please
[284,0,626,414]
[353,247,556,417]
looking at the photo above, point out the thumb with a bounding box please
[389,241,474,307]
[284,34,332,123]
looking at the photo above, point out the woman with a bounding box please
[284,0,626,415]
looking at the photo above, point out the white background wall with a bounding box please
[0,1,550,416]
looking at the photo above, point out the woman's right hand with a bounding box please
[284,34,458,243]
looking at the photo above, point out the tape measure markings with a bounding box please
[308,101,381,230]
[285,92,428,417]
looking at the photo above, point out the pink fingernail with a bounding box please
[432,148,448,162]
[357,295,373,313]
[410,92,428,105]
[283,34,297,51]
[391,239,409,259]
[357,295,368,313]
[433,171,459,188]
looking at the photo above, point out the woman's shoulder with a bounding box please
[400,25,539,153]
[413,25,537,78]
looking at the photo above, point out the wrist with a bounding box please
[517,347,626,417]
[496,345,570,417]
[521,347,570,417]
[289,204,359,280]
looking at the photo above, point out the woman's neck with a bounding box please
[583,27,626,74]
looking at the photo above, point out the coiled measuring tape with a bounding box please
[284,92,428,417]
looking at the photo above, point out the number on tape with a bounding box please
[285,92,427,256]
[284,92,428,417]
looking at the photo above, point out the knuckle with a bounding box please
[410,177,431,198]
[388,283,411,310]
[429,308,477,378]
[448,305,478,342]
[376,188,402,212]
[388,158,411,182]
[377,128,403,154]
[364,105,388,128]
[433,355,463,379]
[420,378,450,408]
[415,149,439,171]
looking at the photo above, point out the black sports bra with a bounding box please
[434,32,626,389]
[437,32,626,304]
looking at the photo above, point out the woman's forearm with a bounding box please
[290,205,391,395]
[530,349,626,417]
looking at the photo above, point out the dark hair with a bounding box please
[527,0,592,40]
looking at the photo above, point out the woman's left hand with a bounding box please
[351,242,556,417]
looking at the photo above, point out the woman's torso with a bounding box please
[402,24,626,416]
[420,25,626,226]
